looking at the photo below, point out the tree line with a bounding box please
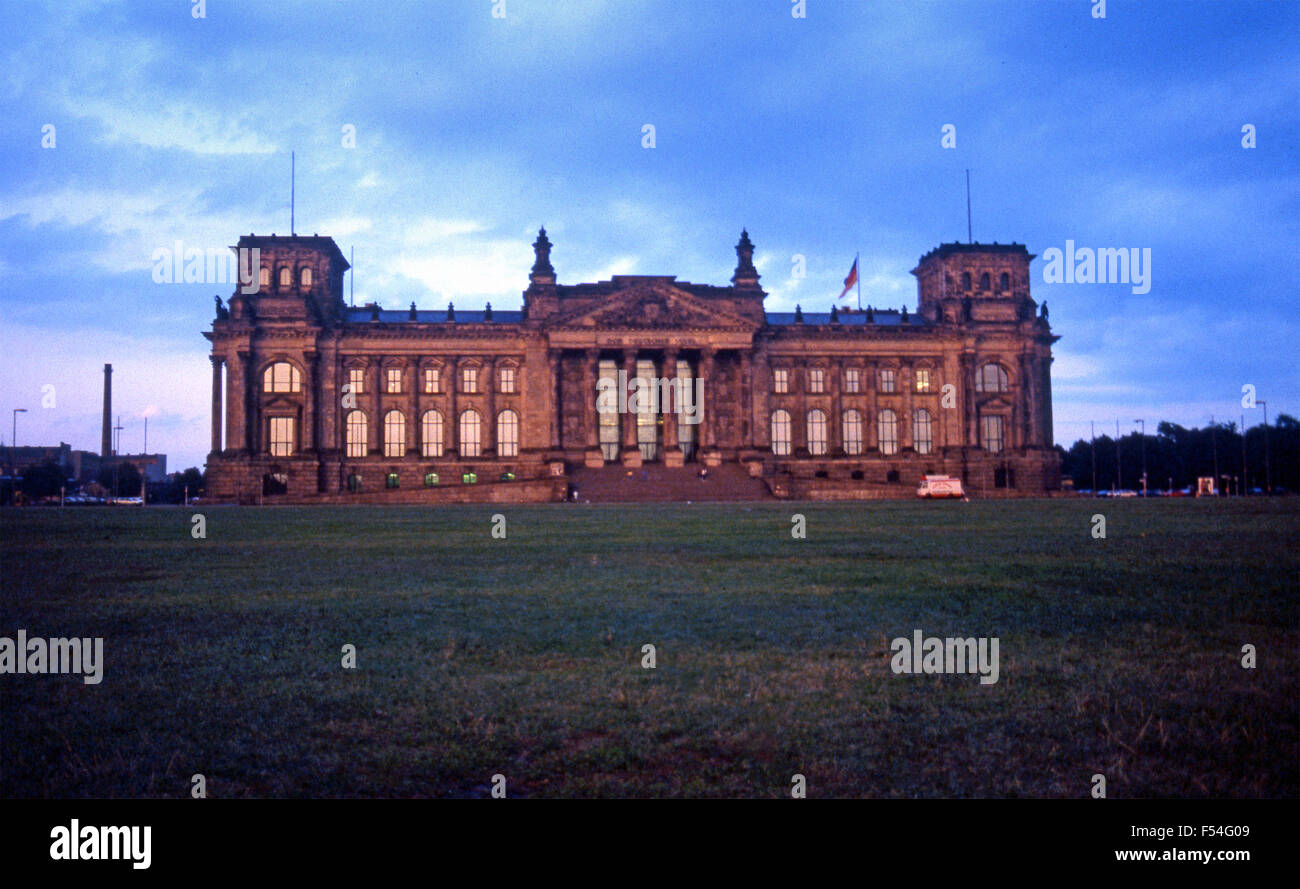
[1059,415,1298,493]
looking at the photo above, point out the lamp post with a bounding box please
[1258,400,1270,494]
[1135,419,1146,496]
[10,408,28,499]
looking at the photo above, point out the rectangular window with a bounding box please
[844,368,860,393]
[348,368,365,396]
[423,367,440,394]
[499,366,516,393]
[807,368,824,394]
[386,368,402,394]
[878,369,896,393]
[981,415,1004,453]
[462,367,477,393]
[269,417,294,456]
[914,368,932,393]
[914,409,933,455]
[773,368,789,394]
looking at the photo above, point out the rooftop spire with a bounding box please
[732,229,759,288]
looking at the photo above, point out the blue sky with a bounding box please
[2,0,1297,470]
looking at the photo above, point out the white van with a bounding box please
[917,475,964,499]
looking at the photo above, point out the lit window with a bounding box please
[807,369,824,394]
[424,472,439,487]
[263,362,301,393]
[300,267,312,287]
[914,368,932,393]
[636,359,657,461]
[259,267,270,287]
[462,367,478,393]
[597,360,619,462]
[499,367,516,393]
[278,267,291,287]
[348,367,365,395]
[497,409,519,458]
[675,359,695,461]
[385,473,400,489]
[386,367,402,394]
[878,369,896,393]
[975,363,1009,393]
[914,408,933,455]
[844,368,860,393]
[459,409,481,457]
[773,368,789,394]
[842,409,863,455]
[421,410,444,457]
[806,409,828,455]
[345,410,367,458]
[771,410,792,456]
[269,417,294,456]
[424,367,440,394]
[878,409,899,455]
[383,410,405,457]
[981,415,1004,453]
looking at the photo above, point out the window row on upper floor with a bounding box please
[771,363,1010,395]
[260,361,518,395]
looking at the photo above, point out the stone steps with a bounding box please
[566,462,774,502]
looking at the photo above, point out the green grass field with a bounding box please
[2,499,1296,798]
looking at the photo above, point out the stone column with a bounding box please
[830,361,842,454]
[227,352,247,454]
[320,340,339,454]
[700,348,716,449]
[866,361,878,449]
[739,350,753,446]
[408,357,420,457]
[371,359,383,456]
[962,353,978,447]
[584,349,600,450]
[901,362,914,450]
[478,356,494,456]
[446,357,459,456]
[663,348,679,450]
[548,349,561,449]
[210,356,223,453]
[302,352,317,455]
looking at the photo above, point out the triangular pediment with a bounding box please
[553,282,755,331]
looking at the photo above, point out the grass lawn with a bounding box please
[1,498,1296,798]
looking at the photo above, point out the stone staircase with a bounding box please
[566,461,775,502]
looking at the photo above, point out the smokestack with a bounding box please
[102,363,112,458]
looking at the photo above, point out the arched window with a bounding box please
[842,409,863,455]
[878,409,899,455]
[913,408,933,455]
[421,410,444,458]
[979,272,990,291]
[262,361,301,393]
[975,363,1009,393]
[497,409,519,458]
[771,410,792,456]
[383,410,405,458]
[999,272,1010,291]
[460,409,481,457]
[259,266,270,287]
[278,267,291,287]
[300,267,312,287]
[345,410,367,458]
[961,272,972,290]
[806,409,828,456]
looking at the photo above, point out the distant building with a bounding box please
[5,443,101,483]
[204,230,1060,502]
[107,453,168,484]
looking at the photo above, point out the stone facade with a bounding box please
[203,230,1060,502]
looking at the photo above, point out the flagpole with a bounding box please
[855,252,861,311]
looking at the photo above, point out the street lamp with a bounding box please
[1258,400,1271,494]
[1135,419,1147,496]
[10,408,28,490]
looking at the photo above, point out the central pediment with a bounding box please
[552,280,756,332]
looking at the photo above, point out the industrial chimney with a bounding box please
[102,363,112,458]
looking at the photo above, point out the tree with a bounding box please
[98,461,141,497]
[21,459,67,500]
